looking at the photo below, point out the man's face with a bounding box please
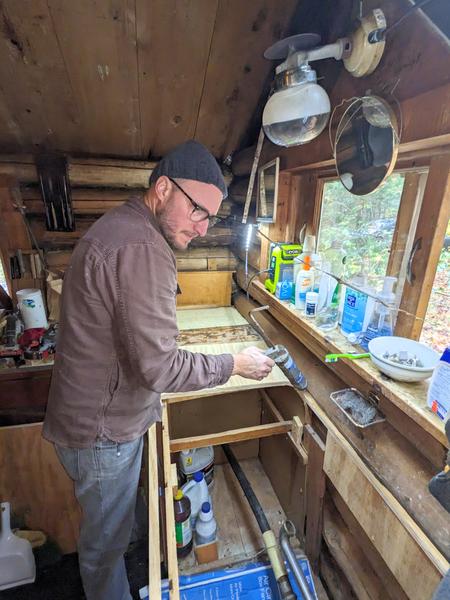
[156,178,223,250]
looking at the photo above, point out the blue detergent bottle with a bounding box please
[341,275,369,337]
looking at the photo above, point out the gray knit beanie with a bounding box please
[149,140,227,199]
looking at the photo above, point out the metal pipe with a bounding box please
[279,521,315,600]
[222,444,296,600]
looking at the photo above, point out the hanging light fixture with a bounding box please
[262,9,387,147]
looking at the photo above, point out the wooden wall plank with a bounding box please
[396,155,450,338]
[323,499,392,600]
[136,0,218,158]
[47,0,141,156]
[328,483,409,600]
[161,404,180,600]
[176,271,232,307]
[304,424,326,571]
[194,0,298,158]
[147,424,161,600]
[0,1,81,153]
[323,433,447,599]
[0,423,80,554]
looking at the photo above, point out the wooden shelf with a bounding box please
[249,280,447,447]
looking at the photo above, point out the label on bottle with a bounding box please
[305,301,317,316]
[175,519,192,548]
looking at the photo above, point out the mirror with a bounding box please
[257,157,280,223]
[335,96,399,196]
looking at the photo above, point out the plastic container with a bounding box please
[341,276,369,337]
[315,242,346,331]
[174,490,193,558]
[0,502,36,590]
[294,256,313,311]
[361,276,397,350]
[292,235,322,302]
[305,291,318,317]
[16,289,48,330]
[179,447,214,488]
[427,347,450,420]
[195,502,217,546]
[181,471,210,528]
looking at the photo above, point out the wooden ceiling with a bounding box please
[0,0,301,161]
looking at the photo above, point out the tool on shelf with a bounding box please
[324,352,370,363]
[249,305,307,390]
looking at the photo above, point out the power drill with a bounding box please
[428,419,450,513]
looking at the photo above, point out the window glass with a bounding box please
[420,220,450,353]
[0,258,8,293]
[317,175,405,289]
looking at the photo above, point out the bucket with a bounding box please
[0,502,36,590]
[16,289,48,330]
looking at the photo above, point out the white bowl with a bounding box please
[368,336,440,382]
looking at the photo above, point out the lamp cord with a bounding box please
[368,0,438,43]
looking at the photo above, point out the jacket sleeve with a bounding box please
[96,241,234,393]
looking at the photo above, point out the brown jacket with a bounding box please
[43,197,234,448]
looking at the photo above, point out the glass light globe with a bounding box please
[263,82,331,147]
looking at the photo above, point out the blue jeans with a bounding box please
[55,437,144,600]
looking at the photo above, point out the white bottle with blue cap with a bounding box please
[195,501,217,546]
[181,471,210,528]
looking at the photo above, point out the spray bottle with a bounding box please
[315,241,346,331]
[361,276,397,349]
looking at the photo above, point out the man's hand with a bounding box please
[232,346,275,381]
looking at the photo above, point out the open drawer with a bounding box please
[145,385,322,600]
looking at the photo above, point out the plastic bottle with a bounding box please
[315,242,346,331]
[174,490,193,558]
[427,347,450,421]
[179,447,214,488]
[292,235,321,302]
[341,275,370,337]
[305,291,318,317]
[195,502,217,546]
[295,255,313,311]
[361,276,397,349]
[181,471,210,528]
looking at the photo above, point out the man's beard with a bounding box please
[156,204,193,250]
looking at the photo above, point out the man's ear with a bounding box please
[154,175,172,202]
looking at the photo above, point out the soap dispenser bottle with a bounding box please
[361,276,397,349]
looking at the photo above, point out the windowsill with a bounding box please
[250,280,447,447]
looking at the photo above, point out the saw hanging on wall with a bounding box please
[35,153,75,232]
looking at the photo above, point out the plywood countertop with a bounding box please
[162,307,290,403]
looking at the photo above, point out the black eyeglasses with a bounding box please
[168,177,221,226]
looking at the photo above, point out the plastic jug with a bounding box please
[341,275,370,337]
[0,502,36,591]
[174,490,193,558]
[427,347,450,421]
[181,471,210,528]
[179,447,214,488]
[195,502,217,546]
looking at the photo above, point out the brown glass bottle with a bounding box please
[174,489,193,558]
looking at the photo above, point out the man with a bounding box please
[43,140,274,600]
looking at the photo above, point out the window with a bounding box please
[420,220,450,353]
[0,257,8,293]
[317,174,406,289]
